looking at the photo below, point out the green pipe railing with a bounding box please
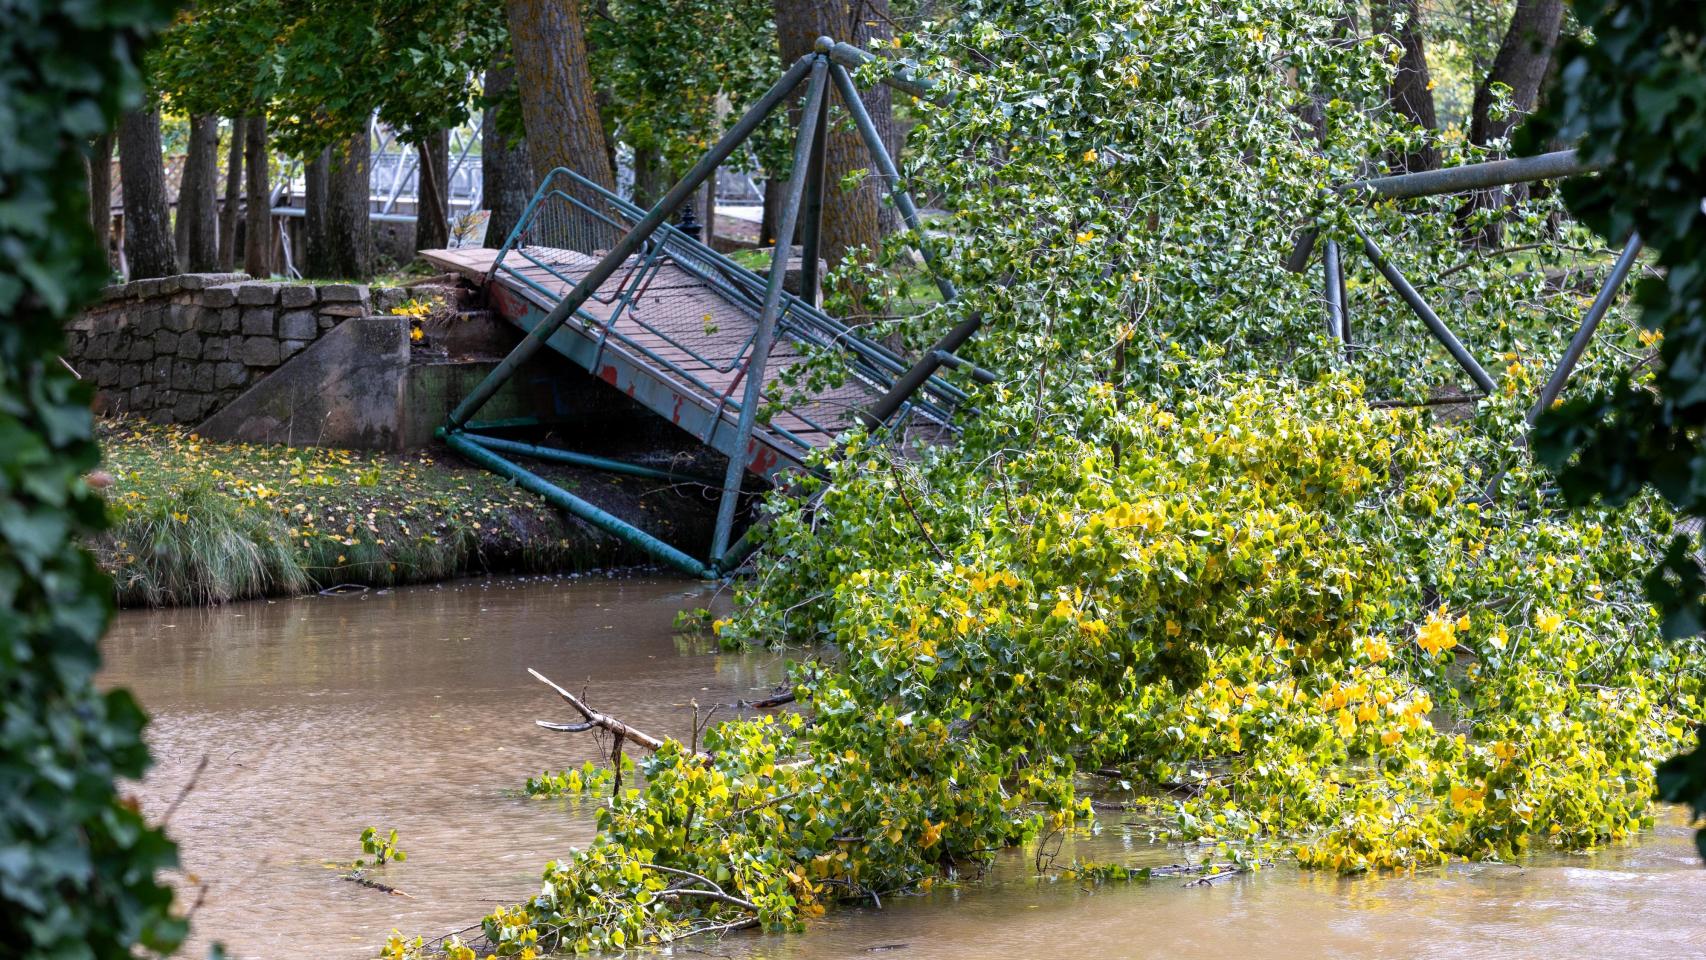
[440,428,714,579]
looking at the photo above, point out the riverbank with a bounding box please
[93,419,716,606]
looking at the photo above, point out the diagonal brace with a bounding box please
[444,54,817,430]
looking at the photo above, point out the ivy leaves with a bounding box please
[1521,0,1706,859]
[1527,1,1706,636]
[1,0,182,956]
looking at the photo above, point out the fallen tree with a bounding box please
[393,1,1706,954]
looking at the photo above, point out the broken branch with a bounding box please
[529,667,708,759]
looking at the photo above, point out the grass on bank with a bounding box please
[93,419,588,606]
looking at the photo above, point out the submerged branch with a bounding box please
[529,667,707,758]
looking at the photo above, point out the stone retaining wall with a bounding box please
[67,274,415,424]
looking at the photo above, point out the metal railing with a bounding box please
[1288,149,1639,435]
[486,166,965,455]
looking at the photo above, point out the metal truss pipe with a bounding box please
[1347,150,1600,202]
[460,432,717,486]
[829,60,958,304]
[825,41,939,102]
[441,429,713,579]
[863,311,984,428]
[1530,232,1644,424]
[1285,150,1606,273]
[1323,238,1345,341]
[1355,225,1497,394]
[710,52,833,562]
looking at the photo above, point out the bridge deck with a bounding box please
[420,244,929,478]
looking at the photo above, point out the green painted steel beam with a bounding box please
[440,429,714,579]
[710,53,832,561]
[461,432,717,486]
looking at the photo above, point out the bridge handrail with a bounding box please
[516,166,968,417]
[487,166,958,450]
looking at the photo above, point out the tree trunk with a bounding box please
[759,177,782,247]
[325,131,373,279]
[1375,0,1439,172]
[1457,0,1566,246]
[503,0,617,253]
[173,170,189,265]
[219,118,244,269]
[178,115,222,272]
[482,61,533,248]
[413,129,451,251]
[1470,0,1566,146]
[243,114,271,278]
[89,133,114,272]
[303,147,331,276]
[631,144,669,211]
[118,108,179,280]
[773,0,893,275]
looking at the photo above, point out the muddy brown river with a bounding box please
[102,577,1706,959]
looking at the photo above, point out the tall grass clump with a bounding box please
[98,480,309,606]
[94,419,664,605]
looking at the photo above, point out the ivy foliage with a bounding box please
[0,0,183,956]
[1528,2,1706,634]
[1524,1,1706,851]
[454,378,1693,957]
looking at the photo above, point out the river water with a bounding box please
[103,577,1706,959]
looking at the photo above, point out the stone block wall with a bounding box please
[68,274,383,425]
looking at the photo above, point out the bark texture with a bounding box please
[179,115,221,272]
[482,61,534,248]
[631,144,669,212]
[414,129,451,251]
[118,108,178,280]
[219,119,244,269]
[760,177,782,247]
[325,132,372,278]
[243,114,271,278]
[303,147,331,276]
[773,0,896,273]
[1458,0,1566,246]
[504,0,617,253]
[89,133,114,271]
[1375,0,1439,172]
[1469,0,1566,146]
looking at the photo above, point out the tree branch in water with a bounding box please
[529,667,708,759]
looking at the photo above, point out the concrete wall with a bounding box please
[68,274,377,425]
[198,315,411,449]
[70,272,688,453]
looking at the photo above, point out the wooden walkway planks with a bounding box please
[419,244,888,462]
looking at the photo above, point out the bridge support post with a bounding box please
[710,49,833,565]
[1323,238,1345,342]
[798,78,830,310]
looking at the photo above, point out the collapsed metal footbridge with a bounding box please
[422,38,984,578]
[423,37,1639,579]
